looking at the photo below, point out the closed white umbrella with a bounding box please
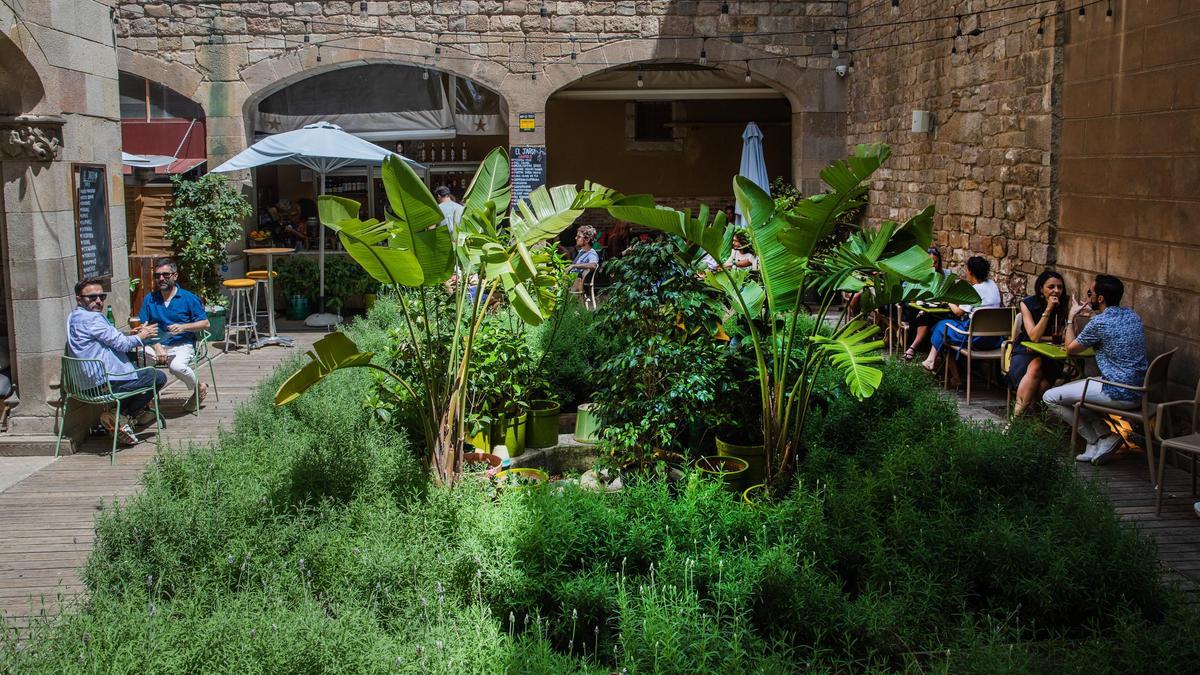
[734,121,770,227]
[211,122,425,327]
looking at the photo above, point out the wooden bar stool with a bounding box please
[223,278,259,353]
[245,270,278,328]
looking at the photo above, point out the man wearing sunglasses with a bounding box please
[137,258,210,408]
[67,278,164,445]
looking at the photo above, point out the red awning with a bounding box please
[120,118,206,175]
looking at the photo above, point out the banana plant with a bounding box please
[276,148,602,485]
[601,144,981,489]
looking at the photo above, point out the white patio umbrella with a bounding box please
[734,121,770,227]
[211,122,424,327]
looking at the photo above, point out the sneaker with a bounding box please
[134,409,158,427]
[100,410,139,446]
[115,422,139,446]
[1091,434,1122,465]
[1075,440,1099,462]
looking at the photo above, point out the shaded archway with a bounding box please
[0,31,45,115]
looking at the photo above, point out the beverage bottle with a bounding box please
[105,307,116,326]
[461,141,467,161]
[449,143,456,161]
[441,143,447,161]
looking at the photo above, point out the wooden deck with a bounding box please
[0,333,319,628]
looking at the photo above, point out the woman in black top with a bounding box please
[1008,270,1070,417]
[900,247,950,360]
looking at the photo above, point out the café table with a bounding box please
[1021,341,1095,380]
[243,247,296,348]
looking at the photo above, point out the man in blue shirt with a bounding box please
[138,258,210,408]
[1043,274,1149,464]
[66,278,164,445]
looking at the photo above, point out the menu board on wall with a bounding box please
[72,164,113,281]
[509,146,547,208]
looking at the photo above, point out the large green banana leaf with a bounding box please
[276,332,376,405]
[736,177,809,315]
[319,198,455,287]
[463,147,511,216]
[705,267,765,320]
[811,320,886,399]
[788,143,890,241]
[381,155,443,230]
[511,184,584,246]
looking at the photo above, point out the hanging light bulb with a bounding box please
[636,73,644,88]
[955,16,963,38]
[360,1,368,18]
[435,32,442,55]
[721,2,729,14]
[848,55,855,73]
[423,68,429,80]
[1078,4,1086,21]
[951,43,957,55]
[539,4,548,17]
[744,68,752,83]
[891,0,899,14]
[570,36,577,60]
[1037,16,1044,35]
[699,39,707,66]
[316,45,322,62]
[831,29,839,60]
[303,20,310,43]
[1105,0,1113,21]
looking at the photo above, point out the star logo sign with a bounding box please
[473,119,487,132]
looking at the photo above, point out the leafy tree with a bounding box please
[164,173,253,306]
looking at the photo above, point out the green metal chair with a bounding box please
[185,330,219,415]
[54,356,163,464]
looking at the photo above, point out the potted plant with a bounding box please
[276,255,318,320]
[694,455,749,493]
[163,173,253,340]
[466,315,533,457]
[604,144,981,494]
[321,254,362,319]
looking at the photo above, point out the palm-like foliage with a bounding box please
[278,147,597,484]
[604,144,981,488]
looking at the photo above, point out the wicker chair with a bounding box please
[54,356,163,464]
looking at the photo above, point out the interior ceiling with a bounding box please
[554,64,783,100]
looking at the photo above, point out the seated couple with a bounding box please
[66,258,209,445]
[919,255,1003,382]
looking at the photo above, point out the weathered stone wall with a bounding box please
[846,0,1057,302]
[1,0,129,445]
[1057,1,1200,387]
[114,1,850,192]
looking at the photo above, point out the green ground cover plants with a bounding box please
[4,302,1198,673]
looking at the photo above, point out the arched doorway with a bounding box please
[249,63,510,223]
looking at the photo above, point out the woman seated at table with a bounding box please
[724,232,758,271]
[900,246,950,361]
[920,255,1002,380]
[1007,270,1070,417]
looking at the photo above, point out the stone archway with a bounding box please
[0,30,45,115]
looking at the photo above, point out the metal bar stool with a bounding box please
[245,270,277,330]
[223,278,259,353]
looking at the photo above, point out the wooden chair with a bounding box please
[1070,349,1176,485]
[571,262,600,311]
[1153,380,1200,515]
[942,307,1016,404]
[54,356,163,464]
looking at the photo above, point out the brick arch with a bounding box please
[537,37,838,113]
[240,37,513,135]
[117,48,205,103]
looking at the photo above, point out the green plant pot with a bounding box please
[500,413,528,458]
[527,399,561,449]
[573,403,600,444]
[467,424,493,453]
[286,295,311,320]
[462,452,501,477]
[742,483,767,507]
[716,436,766,488]
[694,455,750,493]
[494,467,548,491]
[206,306,226,342]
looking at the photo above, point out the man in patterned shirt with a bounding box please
[1043,274,1149,464]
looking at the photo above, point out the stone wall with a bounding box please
[113,1,850,192]
[1057,0,1200,387]
[846,0,1057,302]
[1,0,129,447]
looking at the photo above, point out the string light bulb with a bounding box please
[831,29,839,60]
[721,2,729,14]
[891,0,899,14]
[316,45,322,62]
[636,73,644,88]
[1078,4,1086,21]
[955,15,963,38]
[570,35,576,61]
[435,33,442,55]
[744,61,751,83]
[848,53,855,73]
[1037,16,1044,35]
[360,1,368,18]
[698,39,707,66]
[303,20,310,43]
[423,68,429,80]
[1105,0,1113,21]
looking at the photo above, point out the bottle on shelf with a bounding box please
[441,142,447,162]
[449,143,456,162]
[418,142,426,162]
[461,141,467,162]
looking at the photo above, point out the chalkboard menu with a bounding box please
[509,146,547,208]
[72,164,113,281]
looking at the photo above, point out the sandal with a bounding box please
[902,348,916,362]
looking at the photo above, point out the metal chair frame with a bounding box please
[1070,348,1176,485]
[54,356,163,464]
[1153,380,1200,515]
[941,307,1016,404]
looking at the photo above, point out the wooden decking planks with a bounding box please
[0,334,318,628]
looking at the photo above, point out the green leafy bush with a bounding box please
[164,174,253,307]
[5,307,1199,673]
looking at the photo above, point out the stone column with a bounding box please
[792,112,849,196]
